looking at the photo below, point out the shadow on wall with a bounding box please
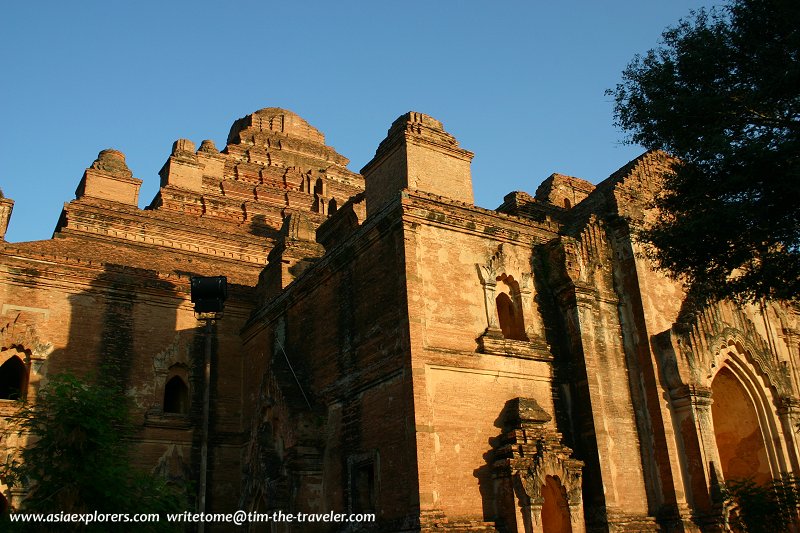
[27,264,213,506]
[248,213,280,240]
[47,265,181,390]
[474,405,507,529]
[530,246,608,523]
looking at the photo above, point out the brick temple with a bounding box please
[1,108,798,532]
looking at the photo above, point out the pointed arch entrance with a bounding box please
[658,301,800,520]
[0,356,27,400]
[711,366,771,485]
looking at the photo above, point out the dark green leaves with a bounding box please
[610,0,800,302]
[0,373,187,532]
[723,475,800,532]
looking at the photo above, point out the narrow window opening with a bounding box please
[0,357,26,400]
[163,376,189,414]
[563,198,571,209]
[351,460,376,513]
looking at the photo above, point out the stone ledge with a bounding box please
[477,334,553,361]
[144,411,193,429]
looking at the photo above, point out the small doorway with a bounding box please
[0,356,27,400]
[541,475,572,533]
[163,376,190,414]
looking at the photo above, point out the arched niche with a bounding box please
[496,274,526,341]
[150,333,193,416]
[313,178,325,196]
[0,355,27,401]
[541,475,573,533]
[163,365,191,415]
[700,337,796,481]
[659,303,800,517]
[711,366,771,485]
[495,398,584,533]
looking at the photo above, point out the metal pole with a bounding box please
[198,318,212,532]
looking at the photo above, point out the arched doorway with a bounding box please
[495,275,526,341]
[0,356,27,400]
[541,475,573,533]
[711,367,771,485]
[163,375,189,414]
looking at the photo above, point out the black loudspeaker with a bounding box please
[190,276,228,313]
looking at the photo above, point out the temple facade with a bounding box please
[0,108,798,532]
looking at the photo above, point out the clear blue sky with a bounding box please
[1,1,720,243]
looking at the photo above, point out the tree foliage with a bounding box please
[0,373,186,532]
[610,0,800,303]
[723,475,800,532]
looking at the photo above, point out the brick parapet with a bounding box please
[401,189,562,243]
[0,251,253,316]
[246,185,563,341]
[1,233,262,292]
[56,197,274,267]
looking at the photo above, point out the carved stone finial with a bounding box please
[198,139,219,154]
[505,397,552,427]
[0,194,13,242]
[228,108,327,147]
[77,148,142,205]
[91,149,133,177]
[171,139,196,155]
